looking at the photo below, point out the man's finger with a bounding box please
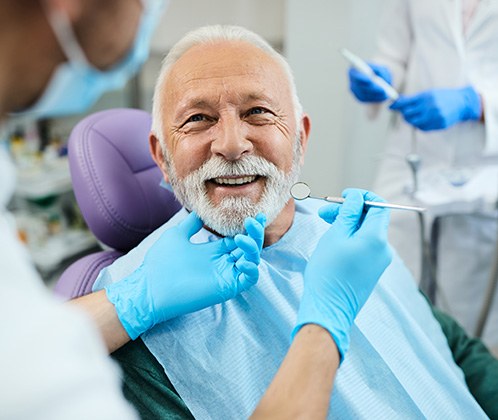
[234,234,260,264]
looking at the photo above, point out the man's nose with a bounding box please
[210,117,253,161]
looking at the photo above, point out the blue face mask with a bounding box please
[12,0,166,119]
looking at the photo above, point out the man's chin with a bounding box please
[202,224,246,238]
[199,210,251,238]
[192,199,258,238]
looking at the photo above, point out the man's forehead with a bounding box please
[163,41,291,113]
[165,40,285,90]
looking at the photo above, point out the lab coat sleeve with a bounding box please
[1,214,137,420]
[3,285,138,420]
[374,0,412,90]
[366,0,412,120]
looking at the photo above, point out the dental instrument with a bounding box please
[340,48,399,101]
[290,182,426,213]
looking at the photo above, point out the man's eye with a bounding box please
[186,114,206,123]
[248,107,267,115]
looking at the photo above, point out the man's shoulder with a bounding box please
[93,208,189,291]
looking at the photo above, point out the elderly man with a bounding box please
[89,25,497,418]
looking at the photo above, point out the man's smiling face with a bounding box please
[153,40,308,237]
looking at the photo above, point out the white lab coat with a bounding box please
[0,148,136,419]
[371,0,498,347]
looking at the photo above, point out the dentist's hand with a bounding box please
[348,64,393,102]
[292,189,392,360]
[106,212,266,339]
[390,86,482,131]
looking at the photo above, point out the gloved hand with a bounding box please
[389,86,481,131]
[349,63,393,102]
[106,211,266,339]
[292,189,392,361]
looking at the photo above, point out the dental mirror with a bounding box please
[290,182,426,213]
[290,182,312,200]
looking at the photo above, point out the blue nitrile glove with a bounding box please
[292,189,392,361]
[389,86,481,131]
[349,63,393,102]
[106,211,266,339]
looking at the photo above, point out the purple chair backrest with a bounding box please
[54,108,181,299]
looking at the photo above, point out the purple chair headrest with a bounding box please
[69,108,181,251]
[54,250,123,300]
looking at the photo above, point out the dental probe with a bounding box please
[290,182,426,213]
[340,48,400,101]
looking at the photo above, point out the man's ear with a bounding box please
[298,114,311,165]
[149,132,170,183]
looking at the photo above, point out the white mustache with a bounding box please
[195,155,279,181]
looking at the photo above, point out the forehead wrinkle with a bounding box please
[243,91,280,107]
[175,58,264,86]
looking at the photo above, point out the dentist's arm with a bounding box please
[71,290,130,354]
[252,190,392,419]
[71,212,265,353]
[251,324,339,420]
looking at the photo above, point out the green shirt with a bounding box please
[112,305,498,419]
[430,305,498,419]
[112,338,193,419]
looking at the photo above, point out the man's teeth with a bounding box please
[214,176,257,185]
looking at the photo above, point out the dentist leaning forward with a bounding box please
[0,1,172,418]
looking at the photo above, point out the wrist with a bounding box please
[105,267,154,340]
[292,321,349,363]
[293,324,339,362]
[461,85,482,121]
[292,295,354,362]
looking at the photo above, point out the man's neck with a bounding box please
[262,200,296,247]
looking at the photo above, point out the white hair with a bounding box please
[150,24,303,141]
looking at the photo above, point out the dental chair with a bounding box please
[54,108,181,300]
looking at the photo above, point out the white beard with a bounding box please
[166,150,301,237]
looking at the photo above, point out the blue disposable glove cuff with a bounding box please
[460,86,481,122]
[292,293,352,362]
[105,266,154,340]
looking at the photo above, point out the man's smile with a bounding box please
[205,175,266,202]
[209,175,260,186]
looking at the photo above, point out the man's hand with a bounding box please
[106,212,266,339]
[292,189,392,360]
[390,86,482,130]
